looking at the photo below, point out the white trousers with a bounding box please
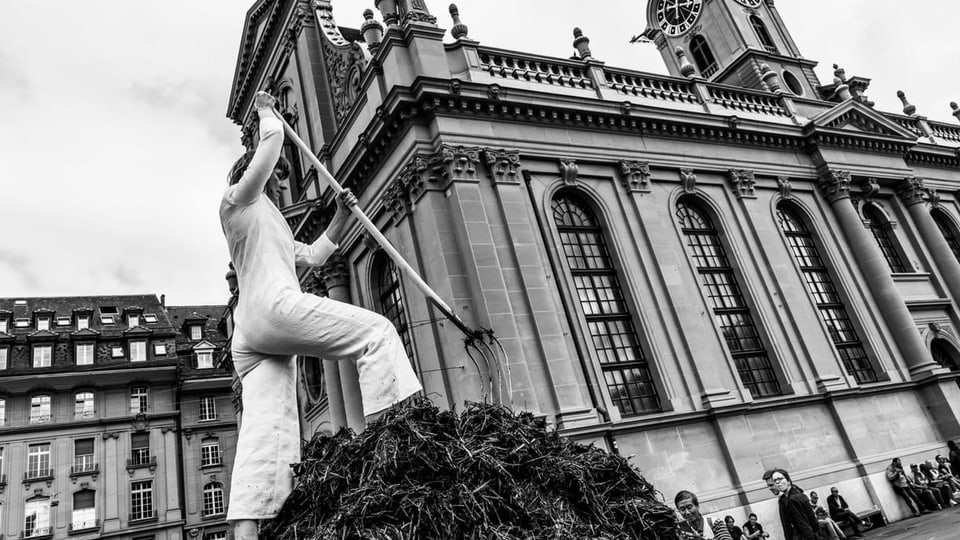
[226,292,422,521]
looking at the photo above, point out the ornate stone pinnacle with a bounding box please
[952,102,960,123]
[449,4,469,39]
[573,27,591,59]
[675,46,695,78]
[897,90,916,116]
[760,63,782,93]
[832,63,847,85]
[361,9,384,53]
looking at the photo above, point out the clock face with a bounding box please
[656,0,704,36]
[734,0,763,8]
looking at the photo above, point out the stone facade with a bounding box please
[226,0,960,537]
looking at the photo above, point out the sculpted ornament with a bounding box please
[777,176,792,199]
[817,170,852,203]
[679,168,697,193]
[618,160,651,193]
[861,178,880,202]
[483,149,522,185]
[895,177,926,207]
[559,159,579,186]
[727,169,757,199]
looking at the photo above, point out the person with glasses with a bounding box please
[762,468,819,540]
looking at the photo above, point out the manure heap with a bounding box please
[263,398,681,540]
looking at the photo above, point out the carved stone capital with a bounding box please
[317,255,350,290]
[895,177,927,207]
[559,159,579,186]
[727,169,757,199]
[817,170,852,203]
[777,176,792,199]
[437,145,482,183]
[483,149,522,185]
[618,160,651,193]
[303,270,328,297]
[679,168,697,193]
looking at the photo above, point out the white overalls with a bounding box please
[220,116,422,522]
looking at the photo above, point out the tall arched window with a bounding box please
[863,205,907,273]
[690,35,718,77]
[777,205,878,384]
[931,209,960,262]
[372,252,415,364]
[750,15,777,53]
[553,194,661,415]
[202,482,225,516]
[677,200,782,398]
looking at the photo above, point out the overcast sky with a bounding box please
[1,1,958,306]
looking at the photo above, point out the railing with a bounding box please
[127,456,156,468]
[129,510,158,523]
[701,63,719,78]
[20,527,52,539]
[23,469,53,482]
[889,115,924,136]
[603,69,699,104]
[74,410,96,420]
[29,415,52,424]
[70,462,99,475]
[478,49,593,89]
[929,121,960,143]
[707,86,790,117]
[68,519,99,533]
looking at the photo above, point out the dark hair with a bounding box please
[749,513,758,519]
[949,440,960,452]
[763,468,792,483]
[724,515,735,523]
[227,151,290,186]
[674,490,699,508]
[761,469,774,481]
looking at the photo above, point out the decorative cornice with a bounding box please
[559,159,579,186]
[817,169,852,203]
[895,177,927,207]
[483,149,522,185]
[679,168,696,193]
[727,169,757,199]
[618,160,651,193]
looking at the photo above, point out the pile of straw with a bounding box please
[262,398,680,539]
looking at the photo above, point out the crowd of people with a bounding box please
[673,440,960,540]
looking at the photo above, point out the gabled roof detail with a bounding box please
[71,328,101,339]
[193,340,217,350]
[808,99,918,140]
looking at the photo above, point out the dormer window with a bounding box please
[197,350,214,369]
[33,344,53,368]
[130,340,147,362]
[128,314,140,328]
[143,314,158,324]
[77,314,90,330]
[36,316,51,331]
[0,317,7,333]
[190,325,203,341]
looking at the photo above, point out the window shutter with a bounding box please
[131,432,149,449]
[74,438,94,455]
[74,490,95,509]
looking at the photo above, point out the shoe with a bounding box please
[920,509,932,514]
[849,535,864,539]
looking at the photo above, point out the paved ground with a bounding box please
[859,505,960,540]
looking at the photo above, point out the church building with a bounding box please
[225,0,960,533]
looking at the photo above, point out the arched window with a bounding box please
[690,35,718,77]
[372,251,415,364]
[750,15,777,53]
[202,482,225,516]
[863,205,907,273]
[777,205,878,384]
[931,209,960,262]
[553,193,661,415]
[677,200,782,398]
[71,489,96,531]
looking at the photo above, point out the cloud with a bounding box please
[0,249,39,290]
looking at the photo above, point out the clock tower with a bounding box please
[642,0,822,98]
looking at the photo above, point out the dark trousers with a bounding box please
[892,485,921,514]
[829,508,863,533]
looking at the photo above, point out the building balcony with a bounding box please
[126,457,157,475]
[74,411,96,420]
[70,462,99,478]
[23,469,53,483]
[68,519,99,534]
[29,415,52,424]
[128,510,157,524]
[20,527,52,539]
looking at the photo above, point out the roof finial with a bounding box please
[951,102,960,124]
[897,90,916,116]
[573,27,591,60]
[361,9,385,53]
[760,63,782,93]
[832,63,847,85]
[374,0,399,27]
[675,46,695,78]
[449,4,469,39]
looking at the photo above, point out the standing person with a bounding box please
[221,91,422,540]
[825,487,868,536]
[675,490,734,539]
[742,513,769,540]
[723,516,744,540]
[949,440,960,477]
[762,468,819,540]
[885,458,925,516]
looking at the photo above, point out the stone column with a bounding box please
[818,170,939,377]
[896,177,960,306]
[318,256,364,429]
[101,432,121,532]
